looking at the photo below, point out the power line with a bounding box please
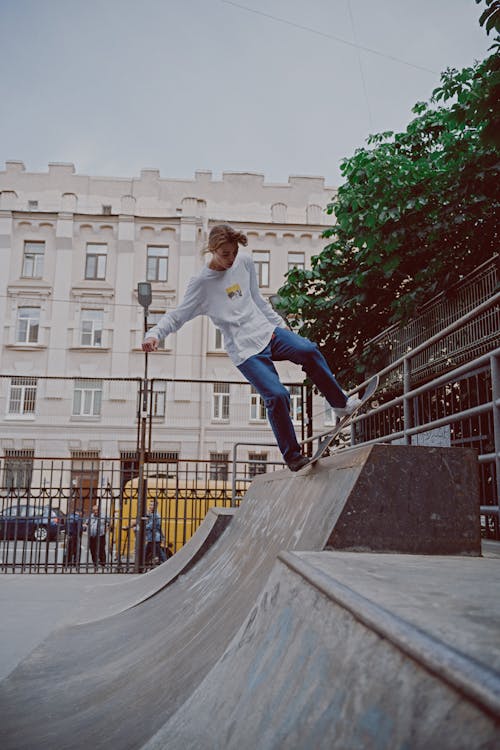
[347,0,373,132]
[220,0,438,75]
[0,292,177,311]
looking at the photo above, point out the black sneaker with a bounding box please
[287,455,309,472]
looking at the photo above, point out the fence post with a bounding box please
[403,356,412,445]
[491,351,500,513]
[306,384,313,457]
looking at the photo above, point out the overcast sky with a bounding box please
[0,0,493,187]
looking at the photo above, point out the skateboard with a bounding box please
[303,374,379,468]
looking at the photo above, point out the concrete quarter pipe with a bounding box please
[1,444,497,750]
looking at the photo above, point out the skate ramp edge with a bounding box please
[144,550,500,750]
[74,506,236,625]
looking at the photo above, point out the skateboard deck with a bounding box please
[303,374,379,468]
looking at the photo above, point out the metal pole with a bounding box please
[403,356,412,445]
[491,351,500,522]
[135,282,152,573]
[306,384,313,456]
[135,311,149,573]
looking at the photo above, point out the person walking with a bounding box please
[143,224,360,471]
[64,509,83,567]
[144,500,168,566]
[84,502,108,569]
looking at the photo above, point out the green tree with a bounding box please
[278,1,499,385]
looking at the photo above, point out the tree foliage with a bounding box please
[277,1,500,385]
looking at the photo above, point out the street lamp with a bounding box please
[135,281,152,572]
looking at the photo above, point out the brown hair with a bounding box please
[204,224,248,255]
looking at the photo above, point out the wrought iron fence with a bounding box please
[0,457,271,573]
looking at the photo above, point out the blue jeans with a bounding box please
[237,328,346,463]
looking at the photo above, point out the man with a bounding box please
[84,502,108,569]
[143,224,360,471]
[144,500,167,566]
[63,508,82,567]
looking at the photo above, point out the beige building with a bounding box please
[0,161,337,479]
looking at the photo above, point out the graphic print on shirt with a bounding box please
[226,283,242,299]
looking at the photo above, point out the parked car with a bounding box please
[0,505,66,542]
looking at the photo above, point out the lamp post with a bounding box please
[135,282,152,572]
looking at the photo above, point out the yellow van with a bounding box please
[110,475,246,560]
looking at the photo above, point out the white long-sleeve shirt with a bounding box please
[144,253,286,366]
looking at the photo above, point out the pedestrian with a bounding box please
[144,500,167,566]
[63,509,82,568]
[123,500,168,567]
[84,502,108,569]
[143,223,360,471]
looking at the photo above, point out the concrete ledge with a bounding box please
[147,551,500,749]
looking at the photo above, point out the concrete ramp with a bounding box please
[145,551,500,749]
[0,446,482,749]
[73,506,235,625]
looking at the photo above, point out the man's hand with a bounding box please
[142,337,159,352]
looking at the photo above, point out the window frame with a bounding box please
[85,243,108,280]
[287,252,305,272]
[146,245,169,283]
[250,386,267,422]
[72,379,103,417]
[22,241,45,279]
[150,380,166,418]
[248,452,268,478]
[212,382,230,422]
[80,309,104,347]
[16,306,40,344]
[8,377,37,416]
[209,452,229,481]
[252,250,270,287]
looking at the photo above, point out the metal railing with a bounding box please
[366,255,498,376]
[317,293,499,538]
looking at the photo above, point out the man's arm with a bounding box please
[143,276,205,350]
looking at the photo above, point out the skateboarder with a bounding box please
[143,224,360,471]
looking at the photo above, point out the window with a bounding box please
[22,241,44,278]
[248,452,268,478]
[80,309,103,347]
[146,312,165,350]
[3,449,35,490]
[252,250,270,287]
[288,252,305,272]
[290,385,302,425]
[8,377,37,415]
[73,379,103,417]
[16,307,40,343]
[85,244,107,280]
[212,382,230,421]
[210,452,229,481]
[150,381,166,417]
[102,204,112,215]
[214,328,223,351]
[28,200,38,210]
[250,387,266,422]
[147,246,169,282]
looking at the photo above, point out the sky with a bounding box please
[0,0,494,187]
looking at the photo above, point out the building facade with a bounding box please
[0,161,337,476]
